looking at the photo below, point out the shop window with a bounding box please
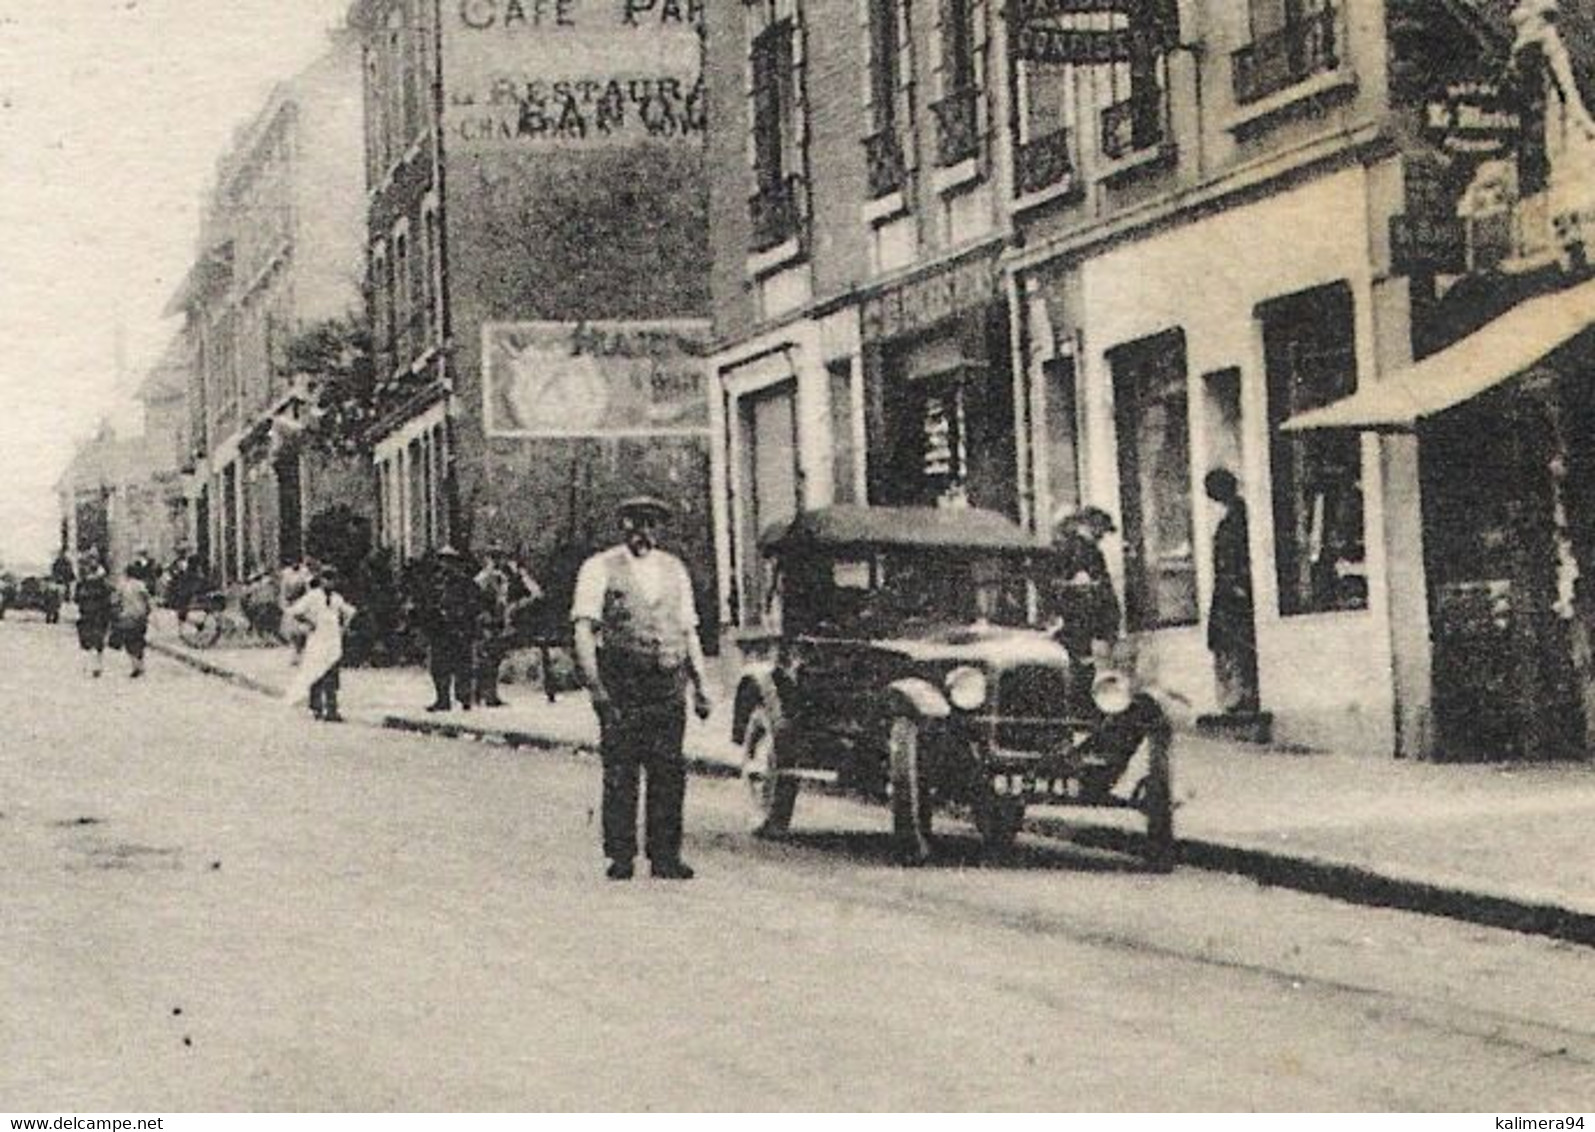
[1261,283,1366,615]
[1111,330,1197,630]
[828,361,859,504]
[1233,0,1338,105]
[748,6,807,254]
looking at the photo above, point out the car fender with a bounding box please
[732,665,785,745]
[884,677,951,722]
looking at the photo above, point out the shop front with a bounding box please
[1287,276,1595,761]
[859,244,1017,517]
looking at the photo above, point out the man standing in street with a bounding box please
[572,496,713,882]
[421,545,482,712]
[473,543,511,707]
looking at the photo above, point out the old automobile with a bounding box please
[731,505,1174,867]
[0,573,64,623]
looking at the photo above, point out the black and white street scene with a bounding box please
[4,0,1595,1115]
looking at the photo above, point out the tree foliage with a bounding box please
[278,316,377,456]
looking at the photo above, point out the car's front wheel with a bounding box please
[888,715,934,866]
[742,704,799,837]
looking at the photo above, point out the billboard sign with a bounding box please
[483,320,711,437]
[444,0,705,149]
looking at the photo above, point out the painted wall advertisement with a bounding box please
[444,0,705,148]
[483,320,711,437]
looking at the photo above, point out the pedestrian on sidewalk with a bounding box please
[111,562,153,679]
[1205,469,1260,715]
[284,568,357,722]
[1048,505,1123,685]
[473,543,512,707]
[420,545,481,713]
[572,496,714,882]
[279,555,315,666]
[73,551,113,678]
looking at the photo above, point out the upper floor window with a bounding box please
[393,225,411,370]
[931,0,985,168]
[1232,0,1339,105]
[862,0,911,200]
[1011,1,1175,195]
[747,0,808,255]
[1260,283,1366,616]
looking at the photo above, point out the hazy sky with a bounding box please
[0,0,348,566]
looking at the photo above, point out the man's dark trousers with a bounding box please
[598,658,687,864]
[429,633,474,706]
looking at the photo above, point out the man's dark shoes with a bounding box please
[606,859,635,881]
[650,859,695,880]
[426,701,450,713]
[482,697,506,707]
[323,712,345,723]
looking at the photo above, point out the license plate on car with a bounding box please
[995,775,1080,799]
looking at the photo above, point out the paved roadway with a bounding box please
[2,618,1592,1111]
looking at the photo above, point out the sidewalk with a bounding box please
[148,622,1595,945]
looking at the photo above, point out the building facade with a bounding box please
[707,0,1595,759]
[351,0,714,617]
[168,32,370,586]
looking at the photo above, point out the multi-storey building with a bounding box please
[708,0,1595,759]
[351,0,714,612]
[167,33,369,586]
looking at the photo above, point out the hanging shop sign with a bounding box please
[1424,81,1522,157]
[861,250,1000,342]
[1011,0,1178,64]
[444,0,705,149]
[483,320,711,437]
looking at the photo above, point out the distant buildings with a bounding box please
[164,32,369,585]
[55,337,191,570]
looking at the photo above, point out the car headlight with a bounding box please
[1091,670,1134,715]
[945,666,988,711]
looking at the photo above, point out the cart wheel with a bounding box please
[742,704,799,837]
[888,715,934,866]
[973,786,1025,856]
[1137,730,1175,872]
[179,610,223,650]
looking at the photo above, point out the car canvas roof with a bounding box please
[759,505,1050,556]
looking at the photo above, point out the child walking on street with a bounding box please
[112,563,153,678]
[285,568,357,722]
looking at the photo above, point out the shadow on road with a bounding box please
[698,825,1158,874]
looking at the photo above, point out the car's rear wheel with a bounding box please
[973,786,1025,855]
[888,715,934,866]
[742,704,799,837]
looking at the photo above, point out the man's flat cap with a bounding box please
[617,495,673,521]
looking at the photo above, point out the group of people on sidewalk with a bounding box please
[415,543,544,713]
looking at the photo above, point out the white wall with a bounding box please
[1043,164,1396,753]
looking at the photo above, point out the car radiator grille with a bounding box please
[996,664,1073,719]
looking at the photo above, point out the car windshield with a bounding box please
[792,550,1046,634]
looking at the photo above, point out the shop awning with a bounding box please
[1282,275,1595,432]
